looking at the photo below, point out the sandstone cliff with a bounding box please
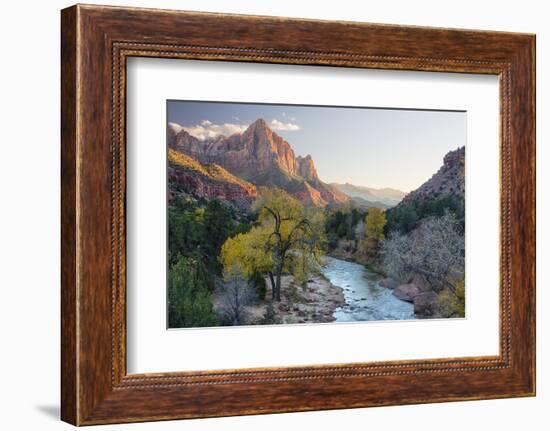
[170,119,349,207]
[168,148,257,208]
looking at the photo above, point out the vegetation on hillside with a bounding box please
[169,148,256,190]
[167,197,253,327]
[323,197,465,318]
[168,255,218,328]
[382,212,465,292]
[385,194,464,235]
[324,205,387,269]
[168,189,327,327]
[167,138,467,325]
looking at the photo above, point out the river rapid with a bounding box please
[320,256,415,322]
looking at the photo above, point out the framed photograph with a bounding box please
[61,4,536,425]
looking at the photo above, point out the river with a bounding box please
[321,256,415,322]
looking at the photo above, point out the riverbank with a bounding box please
[212,256,416,325]
[327,247,387,276]
[243,274,345,325]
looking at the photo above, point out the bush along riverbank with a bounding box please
[324,149,466,319]
[324,204,465,319]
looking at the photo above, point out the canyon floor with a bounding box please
[214,274,346,326]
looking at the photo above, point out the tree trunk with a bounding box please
[274,269,282,302]
[268,272,276,299]
[273,250,285,302]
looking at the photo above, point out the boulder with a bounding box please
[409,274,431,292]
[379,278,399,289]
[393,283,421,302]
[414,292,439,317]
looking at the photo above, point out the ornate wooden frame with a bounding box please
[61,4,536,425]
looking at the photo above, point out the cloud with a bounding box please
[171,117,301,141]
[269,119,301,131]
[182,120,249,141]
[281,112,297,121]
[168,122,183,133]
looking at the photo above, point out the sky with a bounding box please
[167,100,466,193]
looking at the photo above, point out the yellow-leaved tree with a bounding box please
[220,227,273,281]
[363,207,387,258]
[220,188,325,302]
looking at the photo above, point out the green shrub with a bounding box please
[168,255,218,328]
[437,280,465,318]
[385,195,465,235]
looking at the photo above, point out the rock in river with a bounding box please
[410,274,431,292]
[393,283,421,302]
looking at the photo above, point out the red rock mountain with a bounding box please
[168,148,257,209]
[170,119,349,207]
[400,146,465,205]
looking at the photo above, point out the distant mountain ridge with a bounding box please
[330,183,406,207]
[169,119,349,207]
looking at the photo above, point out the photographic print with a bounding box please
[167,101,465,329]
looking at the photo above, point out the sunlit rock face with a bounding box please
[167,149,257,209]
[169,118,348,207]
